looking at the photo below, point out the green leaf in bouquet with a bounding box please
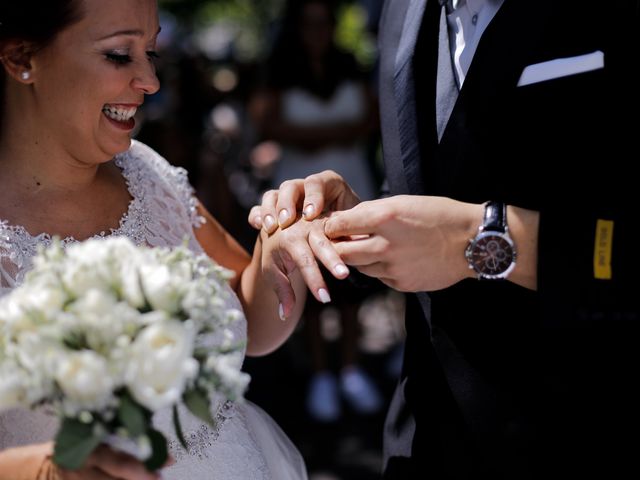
[53,417,104,470]
[118,391,150,437]
[184,388,216,428]
[62,331,89,351]
[172,404,188,451]
[144,428,169,471]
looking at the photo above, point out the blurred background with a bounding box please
[137,1,406,478]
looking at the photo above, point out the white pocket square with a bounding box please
[517,50,604,87]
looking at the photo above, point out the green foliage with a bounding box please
[160,0,285,61]
[158,0,376,66]
[172,403,189,450]
[184,388,216,427]
[144,429,170,471]
[118,391,150,437]
[335,2,377,67]
[53,417,104,470]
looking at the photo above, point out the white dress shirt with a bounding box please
[446,0,505,87]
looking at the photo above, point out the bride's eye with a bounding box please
[105,53,132,65]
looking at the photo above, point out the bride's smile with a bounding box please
[102,103,139,130]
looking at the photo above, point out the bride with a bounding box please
[0,0,335,478]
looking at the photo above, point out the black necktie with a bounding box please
[439,0,453,12]
[435,0,459,142]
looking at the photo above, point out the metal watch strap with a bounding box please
[483,201,506,233]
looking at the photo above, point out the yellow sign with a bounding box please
[594,219,614,280]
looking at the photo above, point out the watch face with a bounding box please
[466,231,516,279]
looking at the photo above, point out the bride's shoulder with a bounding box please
[120,140,173,173]
[119,140,203,227]
[119,140,192,190]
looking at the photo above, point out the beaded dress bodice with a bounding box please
[0,140,204,292]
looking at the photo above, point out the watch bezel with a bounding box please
[465,229,517,280]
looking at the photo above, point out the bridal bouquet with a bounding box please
[0,237,250,471]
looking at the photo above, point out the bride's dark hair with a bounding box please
[0,0,83,113]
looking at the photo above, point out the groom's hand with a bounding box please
[248,170,361,232]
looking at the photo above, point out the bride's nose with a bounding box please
[131,61,160,95]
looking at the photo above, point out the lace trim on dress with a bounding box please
[168,401,236,461]
[0,141,205,290]
[127,141,205,229]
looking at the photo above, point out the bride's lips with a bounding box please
[102,103,139,130]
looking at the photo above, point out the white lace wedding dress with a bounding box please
[0,140,308,479]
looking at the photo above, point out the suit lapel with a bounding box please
[393,0,429,195]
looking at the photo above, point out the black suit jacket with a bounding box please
[378,1,640,478]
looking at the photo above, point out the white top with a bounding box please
[446,0,505,87]
[273,80,378,201]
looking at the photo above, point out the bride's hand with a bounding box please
[249,171,360,315]
[0,443,161,480]
[260,213,349,318]
[54,444,162,479]
[248,170,361,232]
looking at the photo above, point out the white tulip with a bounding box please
[126,320,198,411]
[139,265,182,314]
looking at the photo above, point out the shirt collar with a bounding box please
[453,0,483,14]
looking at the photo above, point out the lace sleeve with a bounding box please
[0,245,20,293]
[0,222,43,293]
[130,141,205,229]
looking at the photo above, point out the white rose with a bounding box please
[0,291,35,335]
[70,288,118,317]
[0,366,28,409]
[55,350,115,411]
[204,351,250,399]
[118,263,146,309]
[60,261,111,298]
[126,320,198,411]
[13,331,58,376]
[62,290,116,350]
[1,356,54,406]
[26,286,67,317]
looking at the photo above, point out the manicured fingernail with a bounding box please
[254,215,262,227]
[318,288,331,304]
[335,264,349,276]
[302,204,315,218]
[278,303,285,321]
[278,209,290,225]
[263,215,275,231]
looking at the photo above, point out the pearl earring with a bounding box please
[21,71,30,80]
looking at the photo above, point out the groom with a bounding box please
[253,0,640,478]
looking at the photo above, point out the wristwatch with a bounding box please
[464,201,517,280]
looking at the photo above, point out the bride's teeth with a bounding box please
[102,105,137,122]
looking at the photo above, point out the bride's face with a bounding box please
[28,0,160,162]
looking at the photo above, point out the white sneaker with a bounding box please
[306,371,341,422]
[340,366,383,415]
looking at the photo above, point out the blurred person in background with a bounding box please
[251,0,384,424]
